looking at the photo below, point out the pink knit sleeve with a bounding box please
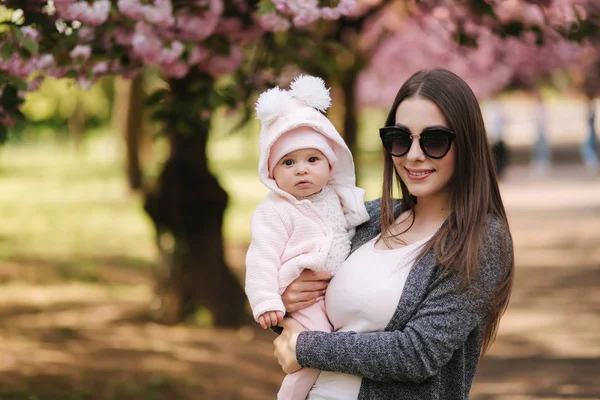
[245,203,289,321]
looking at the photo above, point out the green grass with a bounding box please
[0,129,386,281]
[0,135,156,283]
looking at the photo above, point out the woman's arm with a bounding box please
[291,220,512,383]
[281,269,331,313]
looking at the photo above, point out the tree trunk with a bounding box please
[143,74,249,327]
[340,71,360,184]
[113,75,144,191]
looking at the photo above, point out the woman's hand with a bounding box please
[274,318,305,374]
[281,269,331,313]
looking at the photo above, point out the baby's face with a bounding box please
[272,148,330,198]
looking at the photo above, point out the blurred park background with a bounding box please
[1,1,600,399]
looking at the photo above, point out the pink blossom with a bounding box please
[92,61,110,74]
[175,0,223,41]
[320,8,342,20]
[188,46,209,64]
[77,26,96,42]
[118,0,144,20]
[46,66,70,79]
[2,54,32,79]
[20,26,39,41]
[132,22,164,64]
[215,17,264,42]
[160,41,184,64]
[121,68,141,80]
[215,18,242,36]
[27,75,45,92]
[288,0,321,26]
[201,45,243,77]
[142,0,175,28]
[70,44,92,61]
[275,2,289,13]
[33,54,56,70]
[321,0,356,19]
[161,61,189,78]
[265,0,334,27]
[114,27,135,46]
[56,0,111,26]
[76,77,94,90]
[200,109,212,119]
[232,0,248,13]
[544,0,581,26]
[336,0,356,15]
[258,12,291,31]
[0,109,16,128]
[239,24,265,42]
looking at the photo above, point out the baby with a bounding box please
[245,75,369,400]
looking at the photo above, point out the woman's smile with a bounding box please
[405,168,435,180]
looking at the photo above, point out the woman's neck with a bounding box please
[412,193,452,225]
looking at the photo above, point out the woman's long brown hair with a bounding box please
[380,68,514,354]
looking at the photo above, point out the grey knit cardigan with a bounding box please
[296,199,513,399]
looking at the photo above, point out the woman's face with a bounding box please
[392,97,456,202]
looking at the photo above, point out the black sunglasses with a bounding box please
[379,126,456,159]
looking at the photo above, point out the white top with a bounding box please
[309,186,353,275]
[307,234,431,400]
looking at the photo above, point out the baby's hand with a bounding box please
[257,311,284,329]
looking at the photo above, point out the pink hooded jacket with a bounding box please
[245,76,369,321]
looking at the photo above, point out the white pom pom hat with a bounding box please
[255,74,369,227]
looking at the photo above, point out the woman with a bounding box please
[273,68,514,399]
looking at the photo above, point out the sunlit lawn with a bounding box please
[0,136,156,284]
[0,129,385,282]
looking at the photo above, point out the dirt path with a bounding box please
[471,165,600,400]
[1,165,599,399]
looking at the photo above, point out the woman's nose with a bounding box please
[406,137,426,162]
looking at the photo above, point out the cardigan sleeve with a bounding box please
[296,217,512,383]
[245,203,291,321]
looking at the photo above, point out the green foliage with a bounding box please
[10,77,113,140]
[144,67,257,138]
[557,11,600,43]
[0,76,26,143]
[257,0,276,16]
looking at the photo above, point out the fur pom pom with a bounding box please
[289,75,331,112]
[255,88,294,123]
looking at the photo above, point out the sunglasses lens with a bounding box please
[422,131,451,158]
[383,130,411,156]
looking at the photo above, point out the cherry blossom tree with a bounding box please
[255,1,598,171]
[0,0,356,326]
[357,0,598,107]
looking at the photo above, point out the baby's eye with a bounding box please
[282,159,294,166]
[308,156,319,163]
